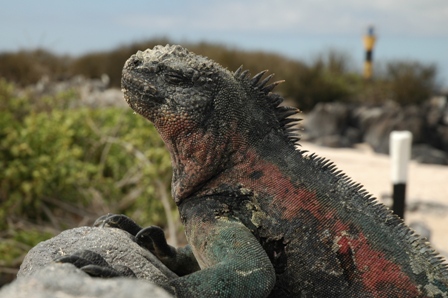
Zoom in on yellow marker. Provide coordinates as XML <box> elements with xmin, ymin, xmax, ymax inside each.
<box><xmin>363</xmin><ymin>26</ymin><xmax>376</xmax><ymax>80</ymax></box>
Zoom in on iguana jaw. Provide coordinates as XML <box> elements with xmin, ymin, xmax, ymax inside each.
<box><xmin>121</xmin><ymin>54</ymin><xmax>165</xmax><ymax>123</ymax></box>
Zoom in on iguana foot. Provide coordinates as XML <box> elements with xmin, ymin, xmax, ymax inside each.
<box><xmin>94</xmin><ymin>213</ymin><xmax>200</xmax><ymax>276</ymax></box>
<box><xmin>135</xmin><ymin>226</ymin><xmax>175</xmax><ymax>257</ymax></box>
<box><xmin>93</xmin><ymin>214</ymin><xmax>173</xmax><ymax>257</ymax></box>
<box><xmin>55</xmin><ymin>250</ymin><xmax>136</xmax><ymax>278</ymax></box>
<box><xmin>136</xmin><ymin>226</ymin><xmax>200</xmax><ymax>276</ymax></box>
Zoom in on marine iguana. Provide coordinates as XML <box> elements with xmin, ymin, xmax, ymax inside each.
<box><xmin>67</xmin><ymin>45</ymin><xmax>448</xmax><ymax>297</ymax></box>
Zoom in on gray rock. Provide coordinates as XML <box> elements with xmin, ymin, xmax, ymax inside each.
<box><xmin>354</xmin><ymin>103</ymin><xmax>424</xmax><ymax>154</ymax></box>
<box><xmin>18</xmin><ymin>226</ymin><xmax>176</xmax><ymax>282</ymax></box>
<box><xmin>399</xmin><ymin>105</ymin><xmax>425</xmax><ymax>143</ymax></box>
<box><xmin>1</xmin><ymin>226</ymin><xmax>176</xmax><ymax>297</ymax></box>
<box><xmin>425</xmin><ymin>96</ymin><xmax>447</xmax><ymax>127</ymax></box>
<box><xmin>362</xmin><ymin>119</ymin><xmax>393</xmax><ymax>154</ymax></box>
<box><xmin>304</xmin><ymin>102</ymin><xmax>360</xmax><ymax>148</ymax></box>
<box><xmin>0</xmin><ymin>263</ymin><xmax>173</xmax><ymax>298</ymax></box>
<box><xmin>304</xmin><ymin>102</ymin><xmax>350</xmax><ymax>140</ymax></box>
<box><xmin>79</xmin><ymin>87</ymin><xmax>128</xmax><ymax>108</ymax></box>
<box><xmin>302</xmin><ymin>99</ymin><xmax>448</xmax><ymax>165</ymax></box>
<box><xmin>412</xmin><ymin>144</ymin><xmax>448</xmax><ymax>165</ymax></box>
<box><xmin>26</xmin><ymin>75</ymin><xmax>127</xmax><ymax>109</ymax></box>
<box><xmin>435</xmin><ymin>126</ymin><xmax>448</xmax><ymax>152</ymax></box>
<box><xmin>313</xmin><ymin>134</ymin><xmax>356</xmax><ymax>148</ymax></box>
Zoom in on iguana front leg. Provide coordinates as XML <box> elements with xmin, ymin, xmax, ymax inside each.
<box><xmin>172</xmin><ymin>217</ymin><xmax>276</xmax><ymax>298</ymax></box>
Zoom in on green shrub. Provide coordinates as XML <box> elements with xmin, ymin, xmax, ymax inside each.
<box><xmin>287</xmin><ymin>50</ymin><xmax>361</xmax><ymax>110</ymax></box>
<box><xmin>1</xmin><ymin>107</ymin><xmax>172</xmax><ymax>228</ymax></box>
<box><xmin>384</xmin><ymin>60</ymin><xmax>438</xmax><ymax>105</ymax></box>
<box><xmin>0</xmin><ymin>228</ymin><xmax>53</xmax><ymax>268</ymax></box>
<box><xmin>0</xmin><ymin>49</ymin><xmax>70</xmax><ymax>86</ymax></box>
<box><xmin>0</xmin><ymin>80</ymin><xmax>174</xmax><ymax>273</ymax></box>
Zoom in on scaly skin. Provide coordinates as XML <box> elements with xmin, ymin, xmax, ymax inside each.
<box><xmin>121</xmin><ymin>44</ymin><xmax>448</xmax><ymax>297</ymax></box>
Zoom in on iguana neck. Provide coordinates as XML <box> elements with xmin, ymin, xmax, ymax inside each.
<box><xmin>168</xmin><ymin>122</ymin><xmax>299</xmax><ymax>206</ymax></box>
<box><xmin>164</xmin><ymin>121</ymin><xmax>242</xmax><ymax>204</ymax></box>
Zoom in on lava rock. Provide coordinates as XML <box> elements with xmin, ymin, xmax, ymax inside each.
<box><xmin>0</xmin><ymin>263</ymin><xmax>173</xmax><ymax>298</ymax></box>
<box><xmin>1</xmin><ymin>226</ymin><xmax>177</xmax><ymax>297</ymax></box>
<box><xmin>412</xmin><ymin>144</ymin><xmax>448</xmax><ymax>165</ymax></box>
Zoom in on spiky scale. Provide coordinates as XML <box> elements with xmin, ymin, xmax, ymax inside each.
<box><xmin>258</xmin><ymin>73</ymin><xmax>275</xmax><ymax>89</ymax></box>
<box><xmin>251</xmin><ymin>70</ymin><xmax>269</xmax><ymax>86</ymax></box>
<box><xmin>234</xmin><ymin>65</ymin><xmax>244</xmax><ymax>77</ymax></box>
<box><xmin>283</xmin><ymin>122</ymin><xmax>298</xmax><ymax>129</ymax></box>
<box><xmin>262</xmin><ymin>80</ymin><xmax>285</xmax><ymax>93</ymax></box>
<box><xmin>275</xmin><ymin>106</ymin><xmax>298</xmax><ymax>119</ymax></box>
<box><xmin>239</xmin><ymin>69</ymin><xmax>250</xmax><ymax>79</ymax></box>
<box><xmin>289</xmin><ymin>137</ymin><xmax>300</xmax><ymax>143</ymax></box>
<box><xmin>268</xmin><ymin>93</ymin><xmax>284</xmax><ymax>108</ymax></box>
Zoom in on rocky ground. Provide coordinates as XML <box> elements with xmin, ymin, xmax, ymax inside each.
<box><xmin>303</xmin><ymin>99</ymin><xmax>448</xmax><ymax>165</ymax></box>
<box><xmin>301</xmin><ymin>141</ymin><xmax>448</xmax><ymax>260</ymax></box>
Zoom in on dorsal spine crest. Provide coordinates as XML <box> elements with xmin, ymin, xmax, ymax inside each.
<box><xmin>233</xmin><ymin>67</ymin><xmax>302</xmax><ymax>148</ymax></box>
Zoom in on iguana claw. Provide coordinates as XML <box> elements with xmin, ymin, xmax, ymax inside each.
<box><xmin>93</xmin><ymin>213</ymin><xmax>142</xmax><ymax>236</ymax></box>
<box><xmin>136</xmin><ymin>226</ymin><xmax>175</xmax><ymax>258</ymax></box>
<box><xmin>55</xmin><ymin>249</ymin><xmax>136</xmax><ymax>278</ymax></box>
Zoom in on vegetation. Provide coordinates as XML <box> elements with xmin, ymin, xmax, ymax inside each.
<box><xmin>384</xmin><ymin>61</ymin><xmax>439</xmax><ymax>105</ymax></box>
<box><xmin>0</xmin><ymin>79</ymin><xmax>174</xmax><ymax>282</ymax></box>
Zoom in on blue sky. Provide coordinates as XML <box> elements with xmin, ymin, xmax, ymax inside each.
<box><xmin>1</xmin><ymin>0</ymin><xmax>448</xmax><ymax>87</ymax></box>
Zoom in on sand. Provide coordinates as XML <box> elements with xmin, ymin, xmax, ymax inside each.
<box><xmin>300</xmin><ymin>141</ymin><xmax>448</xmax><ymax>258</ymax></box>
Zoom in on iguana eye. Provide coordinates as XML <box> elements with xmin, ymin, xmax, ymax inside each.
<box><xmin>164</xmin><ymin>72</ymin><xmax>191</xmax><ymax>85</ymax></box>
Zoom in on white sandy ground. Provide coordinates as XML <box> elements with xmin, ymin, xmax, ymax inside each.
<box><xmin>300</xmin><ymin>142</ymin><xmax>448</xmax><ymax>259</ymax></box>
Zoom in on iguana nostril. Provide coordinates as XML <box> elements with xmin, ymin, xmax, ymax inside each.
<box><xmin>129</xmin><ymin>56</ymin><xmax>142</xmax><ymax>68</ymax></box>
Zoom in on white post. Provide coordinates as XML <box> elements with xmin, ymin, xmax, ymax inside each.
<box><xmin>390</xmin><ymin>131</ymin><xmax>412</xmax><ymax>219</ymax></box>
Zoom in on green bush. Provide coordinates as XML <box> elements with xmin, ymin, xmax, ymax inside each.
<box><xmin>291</xmin><ymin>51</ymin><xmax>361</xmax><ymax>110</ymax></box>
<box><xmin>0</xmin><ymin>80</ymin><xmax>174</xmax><ymax>270</ymax></box>
<box><xmin>0</xmin><ymin>49</ymin><xmax>70</xmax><ymax>86</ymax></box>
<box><xmin>0</xmin><ymin>228</ymin><xmax>53</xmax><ymax>269</ymax></box>
<box><xmin>384</xmin><ymin>60</ymin><xmax>438</xmax><ymax>105</ymax></box>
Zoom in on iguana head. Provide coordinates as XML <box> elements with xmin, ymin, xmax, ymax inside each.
<box><xmin>122</xmin><ymin>45</ymin><xmax>223</xmax><ymax>137</ymax></box>
<box><xmin>122</xmin><ymin>44</ymin><xmax>300</xmax><ymax>202</ymax></box>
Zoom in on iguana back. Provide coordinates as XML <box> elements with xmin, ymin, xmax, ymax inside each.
<box><xmin>122</xmin><ymin>44</ymin><xmax>448</xmax><ymax>297</ymax></box>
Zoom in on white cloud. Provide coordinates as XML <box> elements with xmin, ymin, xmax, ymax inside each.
<box><xmin>118</xmin><ymin>0</ymin><xmax>448</xmax><ymax>37</ymax></box>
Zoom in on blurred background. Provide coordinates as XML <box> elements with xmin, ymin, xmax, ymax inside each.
<box><xmin>1</xmin><ymin>0</ymin><xmax>447</xmax><ymax>286</ymax></box>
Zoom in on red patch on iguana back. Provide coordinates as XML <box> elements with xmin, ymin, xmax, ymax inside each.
<box><xmin>348</xmin><ymin>232</ymin><xmax>421</xmax><ymax>297</ymax></box>
<box><xmin>333</xmin><ymin>221</ymin><xmax>421</xmax><ymax>296</ymax></box>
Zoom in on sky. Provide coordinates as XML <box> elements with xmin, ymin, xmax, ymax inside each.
<box><xmin>1</xmin><ymin>0</ymin><xmax>448</xmax><ymax>88</ymax></box>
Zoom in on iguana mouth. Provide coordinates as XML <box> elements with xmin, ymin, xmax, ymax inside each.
<box><xmin>122</xmin><ymin>63</ymin><xmax>162</xmax><ymax>108</ymax></box>
<box><xmin>122</xmin><ymin>75</ymin><xmax>157</xmax><ymax>96</ymax></box>
<box><xmin>121</xmin><ymin>73</ymin><xmax>165</xmax><ymax>123</ymax></box>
